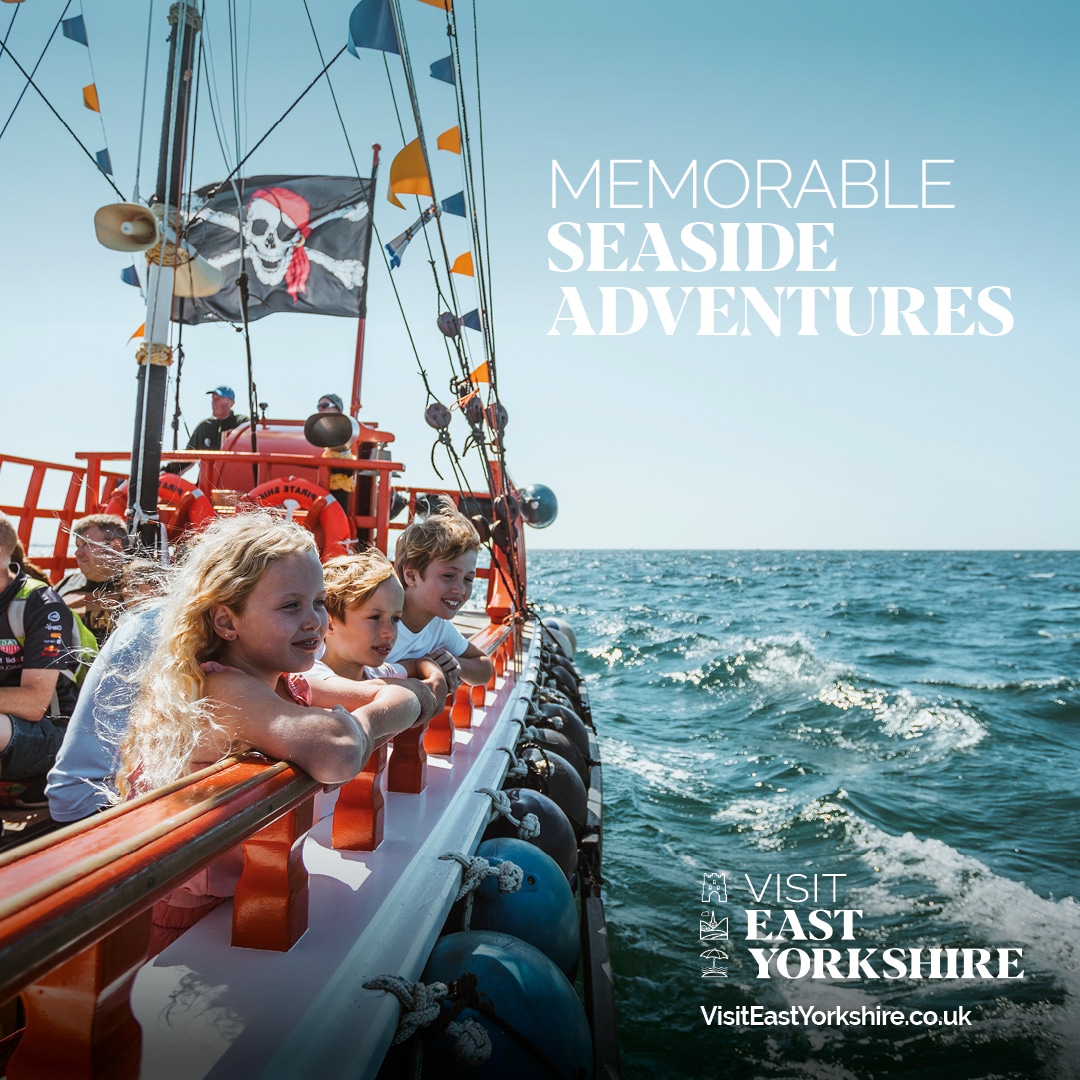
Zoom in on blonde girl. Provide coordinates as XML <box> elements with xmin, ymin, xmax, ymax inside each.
<box><xmin>117</xmin><ymin>513</ymin><xmax>422</xmax><ymax>952</ymax></box>
<box><xmin>119</xmin><ymin>513</ymin><xmax>421</xmax><ymax>796</ymax></box>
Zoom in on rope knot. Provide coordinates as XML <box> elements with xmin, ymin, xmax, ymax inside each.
<box><xmin>516</xmin><ymin>812</ymin><xmax>541</xmax><ymax>840</ymax></box>
<box><xmin>440</xmin><ymin>850</ymin><xmax>522</xmax><ymax>929</ymax></box>
<box><xmin>476</xmin><ymin>786</ymin><xmax>542</xmax><ymax>841</ymax></box>
<box><xmin>445</xmin><ymin>1017</ymin><xmax>492</xmax><ymax>1065</ymax></box>
<box><xmin>362</xmin><ymin>974</ymin><xmax>449</xmax><ymax>1044</ymax></box>
<box><xmin>500</xmin><ymin>746</ymin><xmax>528</xmax><ymax>781</ymax></box>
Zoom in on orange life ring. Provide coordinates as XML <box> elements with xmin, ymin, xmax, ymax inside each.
<box><xmin>244</xmin><ymin>476</ymin><xmax>352</xmax><ymax>560</ymax></box>
<box><xmin>103</xmin><ymin>474</ymin><xmax>217</xmax><ymax>542</ymax></box>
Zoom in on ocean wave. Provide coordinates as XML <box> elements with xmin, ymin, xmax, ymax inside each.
<box><xmin>819</xmin><ymin>682</ymin><xmax>987</xmax><ymax>757</ymax></box>
<box><xmin>662</xmin><ymin>634</ymin><xmax>848</xmax><ymax>695</ymax></box>
<box><xmin>917</xmin><ymin>675</ymin><xmax>1078</xmax><ymax>693</ymax></box>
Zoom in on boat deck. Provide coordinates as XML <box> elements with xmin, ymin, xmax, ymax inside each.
<box><xmin>128</xmin><ymin>617</ymin><xmax>536</xmax><ymax>1079</ymax></box>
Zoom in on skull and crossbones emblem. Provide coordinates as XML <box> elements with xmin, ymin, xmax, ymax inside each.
<box><xmin>199</xmin><ymin>186</ymin><xmax>368</xmax><ymax>301</ymax></box>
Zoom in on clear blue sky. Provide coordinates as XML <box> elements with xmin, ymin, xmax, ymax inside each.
<box><xmin>1</xmin><ymin>0</ymin><xmax>1076</xmax><ymax>548</ymax></box>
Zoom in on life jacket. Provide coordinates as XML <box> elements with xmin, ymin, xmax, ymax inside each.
<box><xmin>6</xmin><ymin>577</ymin><xmax>99</xmax><ymax>689</ymax></box>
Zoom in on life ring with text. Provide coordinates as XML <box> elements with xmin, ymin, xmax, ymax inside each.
<box><xmin>244</xmin><ymin>476</ymin><xmax>352</xmax><ymax>560</ymax></box>
<box><xmin>104</xmin><ymin>474</ymin><xmax>217</xmax><ymax>542</ymax></box>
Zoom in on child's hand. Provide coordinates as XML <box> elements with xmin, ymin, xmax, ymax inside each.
<box><xmin>426</xmin><ymin>648</ymin><xmax>461</xmax><ymax>695</ymax></box>
<box><xmin>415</xmin><ymin>657</ymin><xmax>450</xmax><ymax>714</ymax></box>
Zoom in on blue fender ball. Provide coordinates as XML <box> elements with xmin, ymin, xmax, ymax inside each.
<box><xmin>420</xmin><ymin>930</ymin><xmax>592</xmax><ymax>1079</ymax></box>
<box><xmin>471</xmin><ymin>837</ymin><xmax>580</xmax><ymax>977</ymax></box>
<box><xmin>483</xmin><ymin>787</ymin><xmax>578</xmax><ymax>882</ymax></box>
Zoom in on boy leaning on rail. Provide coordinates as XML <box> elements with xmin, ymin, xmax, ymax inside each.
<box><xmin>386</xmin><ymin>500</ymin><xmax>494</xmax><ymax>692</ymax></box>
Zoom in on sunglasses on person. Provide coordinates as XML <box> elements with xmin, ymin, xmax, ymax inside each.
<box><xmin>317</xmin><ymin>401</ymin><xmax>337</xmax><ymax>410</ymax></box>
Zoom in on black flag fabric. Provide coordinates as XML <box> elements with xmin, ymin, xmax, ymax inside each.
<box><xmin>174</xmin><ymin>175</ymin><xmax>374</xmax><ymax>324</ymax></box>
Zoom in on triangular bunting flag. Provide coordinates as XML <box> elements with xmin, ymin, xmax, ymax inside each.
<box><xmin>120</xmin><ymin>265</ymin><xmax>141</xmax><ymax>287</ymax></box>
<box><xmin>83</xmin><ymin>84</ymin><xmax>100</xmax><ymax>112</ymax></box>
<box><xmin>437</xmin><ymin>126</ymin><xmax>461</xmax><ymax>154</ymax></box>
<box><xmin>61</xmin><ymin>15</ymin><xmax>88</xmax><ymax>45</ymax></box>
<box><xmin>95</xmin><ymin>148</ymin><xmax>113</xmax><ymax>175</ymax></box>
<box><xmin>127</xmin><ymin>322</ymin><xmax>145</xmax><ymax>343</ymax></box>
<box><xmin>469</xmin><ymin>361</ymin><xmax>490</xmax><ymax>384</ymax></box>
<box><xmin>416</xmin><ymin>0</ymin><xmax>452</xmax><ymax>8</ymax></box>
<box><xmin>462</xmin><ymin>308</ymin><xmax>482</xmax><ymax>331</ymax></box>
<box><xmin>387</xmin><ymin>138</ymin><xmax>432</xmax><ymax>208</ymax></box>
<box><xmin>347</xmin><ymin>0</ymin><xmax>400</xmax><ymax>58</ymax></box>
<box><xmin>385</xmin><ymin>205</ymin><xmax>437</xmax><ymax>268</ymax></box>
<box><xmin>430</xmin><ymin>56</ymin><xmax>454</xmax><ymax>85</ymax></box>
<box><xmin>441</xmin><ymin>191</ymin><xmax>466</xmax><ymax>217</ymax></box>
<box><xmin>451</xmin><ymin>252</ymin><xmax>473</xmax><ymax>276</ymax></box>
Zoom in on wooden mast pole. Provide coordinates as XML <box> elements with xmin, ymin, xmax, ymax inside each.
<box><xmin>349</xmin><ymin>144</ymin><xmax>381</xmax><ymax>418</ymax></box>
<box><xmin>128</xmin><ymin>2</ymin><xmax>201</xmax><ymax>550</ymax></box>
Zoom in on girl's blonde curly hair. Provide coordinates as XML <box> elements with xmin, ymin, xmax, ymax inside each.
<box><xmin>117</xmin><ymin>513</ymin><xmax>319</xmax><ymax>796</ymax></box>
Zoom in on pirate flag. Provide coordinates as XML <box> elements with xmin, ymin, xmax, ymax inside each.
<box><xmin>174</xmin><ymin>175</ymin><xmax>375</xmax><ymax>324</ymax></box>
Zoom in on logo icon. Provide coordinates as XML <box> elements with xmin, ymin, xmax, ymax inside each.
<box><xmin>701</xmin><ymin>948</ymin><xmax>729</xmax><ymax>978</ymax></box>
<box><xmin>47</xmin><ymin>611</ymin><xmax>61</xmax><ymax>622</ymax></box>
<box><xmin>701</xmin><ymin>871</ymin><xmax>727</xmax><ymax>904</ymax></box>
<box><xmin>700</xmin><ymin>911</ymin><xmax>729</xmax><ymax>940</ymax></box>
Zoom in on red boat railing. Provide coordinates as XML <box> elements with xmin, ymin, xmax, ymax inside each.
<box><xmin>0</xmin><ymin>620</ymin><xmax>517</xmax><ymax>1079</ymax></box>
<box><xmin>0</xmin><ymin>450</ymin><xmax>521</xmax><ymax>615</ymax></box>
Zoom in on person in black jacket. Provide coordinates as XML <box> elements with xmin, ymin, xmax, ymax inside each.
<box><xmin>0</xmin><ymin>513</ymin><xmax>79</xmax><ymax>780</ymax></box>
<box><xmin>164</xmin><ymin>386</ymin><xmax>247</xmax><ymax>474</ymax></box>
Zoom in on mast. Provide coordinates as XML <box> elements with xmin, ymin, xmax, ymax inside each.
<box><xmin>128</xmin><ymin>2</ymin><xmax>202</xmax><ymax>550</ymax></box>
<box><xmin>349</xmin><ymin>143</ymin><xmax>381</xmax><ymax>419</ymax></box>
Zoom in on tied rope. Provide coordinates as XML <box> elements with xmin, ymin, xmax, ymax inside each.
<box><xmin>439</xmin><ymin>850</ymin><xmax>522</xmax><ymax>930</ymax></box>
<box><xmin>476</xmin><ymin>787</ymin><xmax>540</xmax><ymax>840</ymax></box>
<box><xmin>362</xmin><ymin>974</ymin><xmax>491</xmax><ymax>1065</ymax></box>
<box><xmin>500</xmin><ymin>746</ymin><xmax>529</xmax><ymax>782</ymax></box>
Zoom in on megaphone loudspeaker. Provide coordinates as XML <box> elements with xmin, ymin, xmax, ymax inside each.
<box><xmin>94</xmin><ymin>203</ymin><xmax>161</xmax><ymax>252</ymax></box>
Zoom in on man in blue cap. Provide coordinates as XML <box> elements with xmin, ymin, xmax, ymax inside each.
<box><xmin>188</xmin><ymin>386</ymin><xmax>246</xmax><ymax>451</ymax></box>
<box><xmin>164</xmin><ymin>386</ymin><xmax>247</xmax><ymax>474</ymax></box>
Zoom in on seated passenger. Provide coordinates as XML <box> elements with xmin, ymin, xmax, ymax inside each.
<box><xmin>316</xmin><ymin>393</ymin><xmax>356</xmax><ymax>513</ymax></box>
<box><xmin>305</xmin><ymin>551</ymin><xmax>444</xmax><ymax>719</ymax></box>
<box><xmin>46</xmin><ymin>604</ymin><xmax>159</xmax><ymax>822</ymax></box>
<box><xmin>56</xmin><ymin>513</ymin><xmax>128</xmax><ymax>646</ymax></box>
<box><xmin>0</xmin><ymin>512</ymin><xmax>79</xmax><ymax>783</ymax></box>
<box><xmin>115</xmin><ymin>513</ymin><xmax>423</xmax><ymax>952</ymax></box>
<box><xmin>388</xmin><ymin>501</ymin><xmax>494</xmax><ymax>691</ymax></box>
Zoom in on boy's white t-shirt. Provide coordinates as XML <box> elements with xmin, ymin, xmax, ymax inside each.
<box><xmin>387</xmin><ymin>618</ymin><xmax>468</xmax><ymax>665</ymax></box>
<box><xmin>307</xmin><ymin>658</ymin><xmax>408</xmax><ymax>681</ymax></box>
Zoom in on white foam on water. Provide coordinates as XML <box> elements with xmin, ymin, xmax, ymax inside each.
<box><xmin>598</xmin><ymin>736</ymin><xmax>695</xmax><ymax>795</ymax></box>
<box><xmin>821</xmin><ymin>681</ymin><xmax>987</xmax><ymax>760</ymax></box>
<box><xmin>811</xmin><ymin>803</ymin><xmax>1080</xmax><ymax>1074</ymax></box>
<box><xmin>710</xmin><ymin>792</ymin><xmax>804</xmax><ymax>851</ymax></box>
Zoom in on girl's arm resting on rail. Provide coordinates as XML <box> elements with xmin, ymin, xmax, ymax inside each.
<box><xmin>204</xmin><ymin>670</ymin><xmax>369</xmax><ymax>785</ymax></box>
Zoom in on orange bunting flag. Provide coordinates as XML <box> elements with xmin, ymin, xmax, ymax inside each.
<box><xmin>436</xmin><ymin>126</ymin><xmax>461</xmax><ymax>154</ymax></box>
<box><xmin>387</xmin><ymin>138</ymin><xmax>433</xmax><ymax>208</ymax></box>
<box><xmin>83</xmin><ymin>84</ymin><xmax>100</xmax><ymax>112</ymax></box>
<box><xmin>416</xmin><ymin>0</ymin><xmax>451</xmax><ymax>9</ymax></box>
<box><xmin>469</xmin><ymin>361</ymin><xmax>490</xmax><ymax>385</ymax></box>
<box><xmin>451</xmin><ymin>252</ymin><xmax>474</xmax><ymax>277</ymax></box>
<box><xmin>128</xmin><ymin>323</ymin><xmax>145</xmax><ymax>343</ymax></box>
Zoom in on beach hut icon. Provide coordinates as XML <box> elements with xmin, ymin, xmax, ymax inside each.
<box><xmin>701</xmin><ymin>872</ymin><xmax>727</xmax><ymax>904</ymax></box>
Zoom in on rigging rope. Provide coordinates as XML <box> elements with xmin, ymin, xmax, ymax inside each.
<box><xmin>186</xmin><ymin>44</ymin><xmax>348</xmax><ymax>220</ymax></box>
<box><xmin>0</xmin><ymin>0</ymin><xmax>71</xmax><ymax>144</ymax></box>
<box><xmin>132</xmin><ymin>0</ymin><xmax>156</xmax><ymax>203</ymax></box>
<box><xmin>0</xmin><ymin>39</ymin><xmax>124</xmax><ymax>200</ymax></box>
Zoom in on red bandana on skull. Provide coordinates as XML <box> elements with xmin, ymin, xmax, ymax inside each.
<box><xmin>247</xmin><ymin>186</ymin><xmax>312</xmax><ymax>302</ymax></box>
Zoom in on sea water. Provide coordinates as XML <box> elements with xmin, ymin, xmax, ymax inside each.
<box><xmin>529</xmin><ymin>550</ymin><xmax>1079</xmax><ymax>1080</ymax></box>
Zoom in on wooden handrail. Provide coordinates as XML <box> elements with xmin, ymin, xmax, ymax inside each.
<box><xmin>0</xmin><ymin>618</ymin><xmax>515</xmax><ymax>1010</ymax></box>
<box><xmin>0</xmin><ymin>757</ymin><xmax>319</xmax><ymax>1005</ymax></box>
